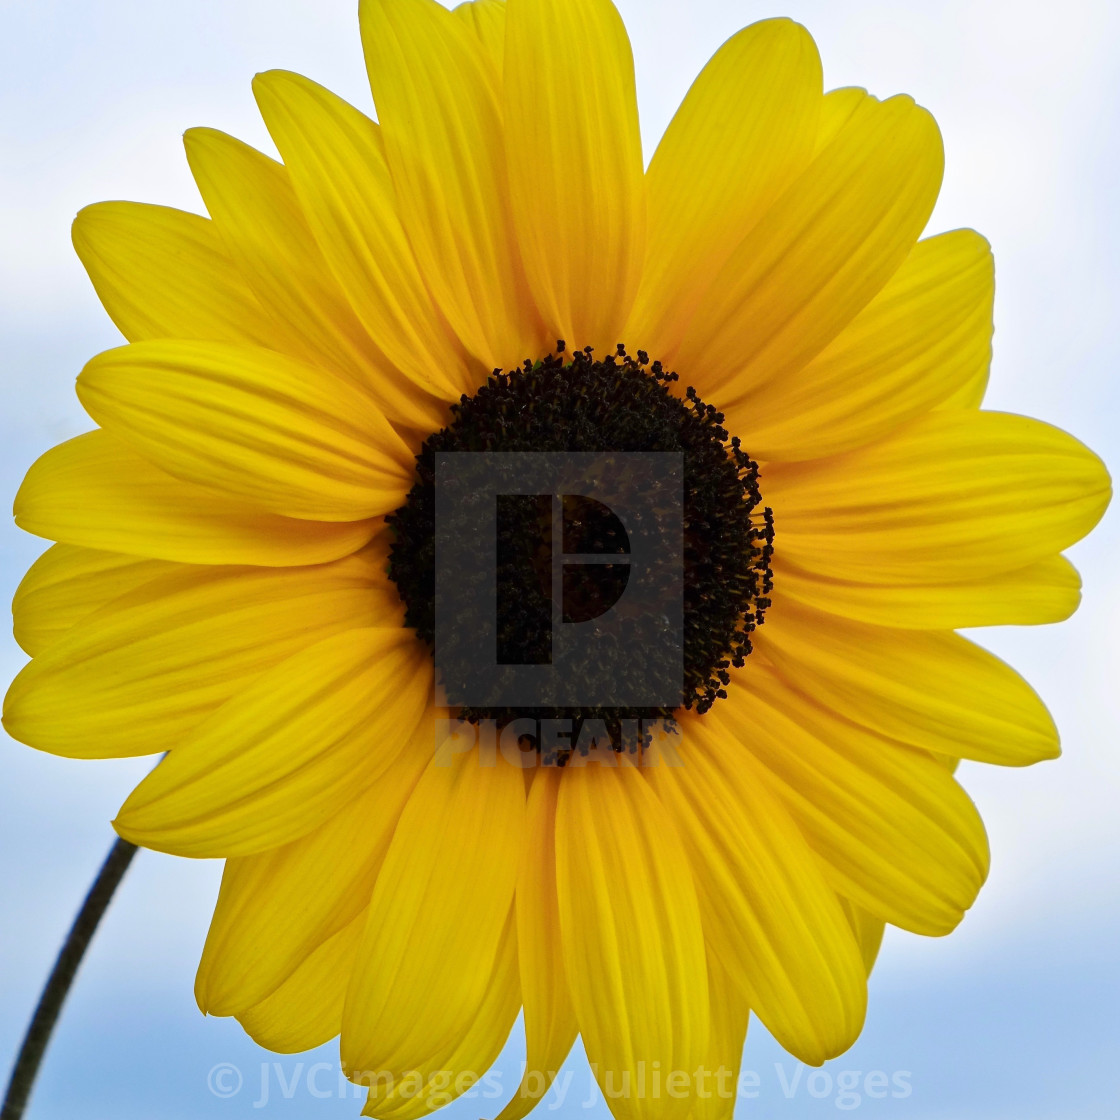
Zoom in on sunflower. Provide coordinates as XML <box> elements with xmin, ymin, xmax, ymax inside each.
<box><xmin>3</xmin><ymin>0</ymin><xmax>1111</xmax><ymax>1118</ymax></box>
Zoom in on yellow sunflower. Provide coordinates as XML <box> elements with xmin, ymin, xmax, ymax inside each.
<box><xmin>3</xmin><ymin>0</ymin><xmax>1111</xmax><ymax>1118</ymax></box>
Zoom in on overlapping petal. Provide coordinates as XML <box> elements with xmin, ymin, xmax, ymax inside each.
<box><xmin>840</xmin><ymin>899</ymin><xmax>886</xmax><ymax>978</ymax></box>
<box><xmin>77</xmin><ymin>340</ymin><xmax>412</xmax><ymax>522</ymax></box>
<box><xmin>758</xmin><ymin>600</ymin><xmax>1060</xmax><ymax>766</ymax></box>
<box><xmin>691</xmin><ymin>955</ymin><xmax>750</xmax><ymax>1120</ymax></box>
<box><xmin>628</xmin><ymin>18</ymin><xmax>822</xmax><ymax>358</ymax></box>
<box><xmin>675</xmin><ymin>90</ymin><xmax>943</xmax><ymax>401</ymax></box>
<box><xmin>775</xmin><ymin>554</ymin><xmax>1082</xmax><ymax>629</ymax></box>
<box><xmin>362</xmin><ymin>915</ymin><xmax>520</xmax><ymax>1120</ymax></box>
<box><xmin>13</xmin><ymin>431</ymin><xmax>378</xmax><ymax>565</ymax></box>
<box><xmin>725</xmin><ymin>665</ymin><xmax>989</xmax><ymax>934</ymax></box>
<box><xmin>3</xmin><ymin>551</ymin><xmax>396</xmax><ymax>758</ymax></box>
<box><xmin>764</xmin><ymin>410</ymin><xmax>1111</xmax><ymax>585</ymax></box>
<box><xmin>940</xmin><ymin>361</ymin><xmax>989</xmax><ymax>409</ymax></box>
<box><xmin>504</xmin><ymin>0</ymin><xmax>646</xmax><ymax>352</ymax></box>
<box><xmin>498</xmin><ymin>766</ymin><xmax>578</xmax><ymax>1120</ymax></box>
<box><xmin>454</xmin><ymin>0</ymin><xmax>507</xmax><ymax>72</ymax></box>
<box><xmin>183</xmin><ymin>126</ymin><xmax>448</xmax><ymax>427</ymax></box>
<box><xmin>251</xmin><ymin>71</ymin><xmax>474</xmax><ymax>406</ymax></box>
<box><xmin>341</xmin><ymin>747</ymin><xmax>524</xmax><ymax>1078</ymax></box>
<box><xmin>12</xmin><ymin>544</ymin><xmax>182</xmax><ymax>656</ymax></box>
<box><xmin>114</xmin><ymin>627</ymin><xmax>431</xmax><ymax>857</ymax></box>
<box><xmin>648</xmin><ymin>713</ymin><xmax>866</xmax><ymax>1066</ymax></box>
<box><xmin>557</xmin><ymin>760</ymin><xmax>708</xmax><ymax>1120</ymax></box>
<box><xmin>237</xmin><ymin>913</ymin><xmax>365</xmax><ymax>1054</ymax></box>
<box><xmin>197</xmin><ymin>736</ymin><xmax>429</xmax><ymax>1016</ymax></box>
<box><xmin>731</xmin><ymin>228</ymin><xmax>994</xmax><ymax>460</ymax></box>
<box><xmin>71</xmin><ymin>201</ymin><xmax>276</xmax><ymax>347</ymax></box>
<box><xmin>360</xmin><ymin>0</ymin><xmax>545</xmax><ymax>369</ymax></box>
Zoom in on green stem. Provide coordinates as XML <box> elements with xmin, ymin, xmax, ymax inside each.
<box><xmin>1</xmin><ymin>836</ymin><xmax>138</xmax><ymax>1120</ymax></box>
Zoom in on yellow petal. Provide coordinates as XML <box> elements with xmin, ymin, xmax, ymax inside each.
<box><xmin>648</xmin><ymin>714</ymin><xmax>866</xmax><ymax>1067</ymax></box>
<box><xmin>13</xmin><ymin>430</ymin><xmax>378</xmax><ymax>565</ymax></box>
<box><xmin>839</xmin><ymin>898</ymin><xmax>886</xmax><ymax>978</ymax></box>
<box><xmin>71</xmin><ymin>201</ymin><xmax>275</xmax><ymax>346</ymax></box>
<box><xmin>250</xmin><ymin>72</ymin><xmax>475</xmax><ymax>405</ymax></box>
<box><xmin>197</xmin><ymin>739</ymin><xmax>429</xmax><ymax>1016</ymax></box>
<box><xmin>726</xmin><ymin>664</ymin><xmax>989</xmax><ymax>936</ymax></box>
<box><xmin>691</xmin><ymin>954</ymin><xmax>750</xmax><ymax>1120</ymax></box>
<box><xmin>454</xmin><ymin>0</ymin><xmax>507</xmax><ymax>73</ymax></box>
<box><xmin>504</xmin><ymin>0</ymin><xmax>645</xmax><ymax>352</ymax></box>
<box><xmin>183</xmin><ymin>127</ymin><xmax>448</xmax><ymax>429</ymax></box>
<box><xmin>12</xmin><ymin>544</ymin><xmax>182</xmax><ymax>656</ymax></box>
<box><xmin>341</xmin><ymin>746</ymin><xmax>525</xmax><ymax>1076</ymax></box>
<box><xmin>775</xmin><ymin>554</ymin><xmax>1082</xmax><ymax>629</ymax></box>
<box><xmin>114</xmin><ymin>628</ymin><xmax>430</xmax><ymax>857</ymax></box>
<box><xmin>628</xmin><ymin>19</ymin><xmax>822</xmax><ymax>359</ymax></box>
<box><xmin>236</xmin><ymin>911</ymin><xmax>365</xmax><ymax>1054</ymax></box>
<box><xmin>360</xmin><ymin>0</ymin><xmax>546</xmax><ymax>369</ymax></box>
<box><xmin>939</xmin><ymin>362</ymin><xmax>989</xmax><ymax>409</ymax></box>
<box><xmin>676</xmin><ymin>91</ymin><xmax>943</xmax><ymax>400</ymax></box>
<box><xmin>809</xmin><ymin>87</ymin><xmax>867</xmax><ymax>155</ymax></box>
<box><xmin>757</xmin><ymin>599</ymin><xmax>1060</xmax><ymax>766</ymax></box>
<box><xmin>764</xmin><ymin>410</ymin><xmax>1112</xmax><ymax>584</ymax></box>
<box><xmin>556</xmin><ymin>759</ymin><xmax>708</xmax><ymax>1120</ymax></box>
<box><xmin>363</xmin><ymin>913</ymin><xmax>520</xmax><ymax>1120</ymax></box>
<box><xmin>77</xmin><ymin>340</ymin><xmax>412</xmax><ymax>522</ymax></box>
<box><xmin>497</xmin><ymin>766</ymin><xmax>577</xmax><ymax>1120</ymax></box>
<box><xmin>2</xmin><ymin>552</ymin><xmax>396</xmax><ymax>758</ymax></box>
<box><xmin>731</xmin><ymin>229</ymin><xmax>993</xmax><ymax>460</ymax></box>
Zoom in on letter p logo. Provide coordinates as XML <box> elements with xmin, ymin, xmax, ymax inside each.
<box><xmin>435</xmin><ymin>453</ymin><xmax>683</xmax><ymax>708</ymax></box>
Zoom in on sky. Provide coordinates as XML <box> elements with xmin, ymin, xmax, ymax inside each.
<box><xmin>1</xmin><ymin>0</ymin><xmax>1119</xmax><ymax>1117</ymax></box>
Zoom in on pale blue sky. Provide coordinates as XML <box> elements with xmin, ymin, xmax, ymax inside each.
<box><xmin>2</xmin><ymin>1</ymin><xmax>1119</xmax><ymax>1117</ymax></box>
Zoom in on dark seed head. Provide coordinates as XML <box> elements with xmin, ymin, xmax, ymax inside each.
<box><xmin>386</xmin><ymin>345</ymin><xmax>774</xmax><ymax>759</ymax></box>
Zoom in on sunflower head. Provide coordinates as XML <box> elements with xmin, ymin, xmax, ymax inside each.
<box><xmin>386</xmin><ymin>342</ymin><xmax>775</xmax><ymax>755</ymax></box>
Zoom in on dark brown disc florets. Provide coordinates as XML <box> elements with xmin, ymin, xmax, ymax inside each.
<box><xmin>386</xmin><ymin>343</ymin><xmax>773</xmax><ymax>757</ymax></box>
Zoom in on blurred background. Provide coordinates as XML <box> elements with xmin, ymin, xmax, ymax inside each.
<box><xmin>1</xmin><ymin>0</ymin><xmax>1118</xmax><ymax>1116</ymax></box>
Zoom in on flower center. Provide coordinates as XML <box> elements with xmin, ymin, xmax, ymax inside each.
<box><xmin>387</xmin><ymin>344</ymin><xmax>773</xmax><ymax>757</ymax></box>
